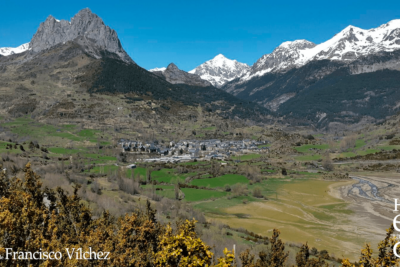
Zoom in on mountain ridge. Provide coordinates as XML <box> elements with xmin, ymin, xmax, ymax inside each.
<box><xmin>150</xmin><ymin>63</ymin><xmax>212</xmax><ymax>87</ymax></box>
<box><xmin>240</xmin><ymin>19</ymin><xmax>400</xmax><ymax>82</ymax></box>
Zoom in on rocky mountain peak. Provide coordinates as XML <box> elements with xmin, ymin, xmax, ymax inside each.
<box><xmin>45</xmin><ymin>14</ymin><xmax>56</xmax><ymax>21</ymax></box>
<box><xmin>166</xmin><ymin>63</ymin><xmax>179</xmax><ymax>71</ymax></box>
<box><xmin>152</xmin><ymin>63</ymin><xmax>212</xmax><ymax>87</ymax></box>
<box><xmin>28</xmin><ymin>8</ymin><xmax>134</xmax><ymax>63</ymax></box>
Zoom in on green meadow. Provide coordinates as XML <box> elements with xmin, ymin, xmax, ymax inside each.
<box><xmin>182</xmin><ymin>188</ymin><xmax>227</xmax><ymax>202</ymax></box>
<box><xmin>190</xmin><ymin>174</ymin><xmax>249</xmax><ymax>188</ymax></box>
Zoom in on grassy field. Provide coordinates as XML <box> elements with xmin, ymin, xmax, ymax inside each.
<box><xmin>194</xmin><ymin>195</ymin><xmax>257</xmax><ymax>214</ymax></box>
<box><xmin>123</xmin><ymin>167</ymin><xmax>198</xmax><ymax>183</ymax></box>
<box><xmin>180</xmin><ymin>161</ymin><xmax>209</xmax><ymax>166</ymax></box>
<box><xmin>261</xmin><ymin>169</ymin><xmax>277</xmax><ymax>173</ymax></box>
<box><xmin>182</xmin><ymin>188</ymin><xmax>227</xmax><ymax>202</ymax></box>
<box><xmin>231</xmin><ymin>153</ymin><xmax>262</xmax><ymax>161</ymax></box>
<box><xmin>377</xmin><ymin>145</ymin><xmax>400</xmax><ymax>151</ymax></box>
<box><xmin>83</xmin><ymin>153</ymin><xmax>116</xmax><ymax>163</ymax></box>
<box><xmin>193</xmin><ymin>178</ymin><xmax>293</xmax><ymax>214</ymax></box>
<box><xmin>202</xmin><ymin>126</ymin><xmax>216</xmax><ymax>131</ymax></box>
<box><xmin>257</xmin><ymin>144</ymin><xmax>270</xmax><ymax>148</ymax></box>
<box><xmin>293</xmin><ymin>144</ymin><xmax>329</xmax><ymax>161</ymax></box>
<box><xmin>90</xmin><ymin>165</ymin><xmax>119</xmax><ymax>174</ymax></box>
<box><xmin>77</xmin><ymin>129</ymin><xmax>100</xmax><ymax>139</ymax></box>
<box><xmin>199</xmin><ymin>178</ymin><xmax>366</xmax><ymax>260</ymax></box>
<box><xmin>141</xmin><ymin>184</ymin><xmax>176</xmax><ymax>199</ymax></box>
<box><xmin>48</xmin><ymin>147</ymin><xmax>82</xmax><ymax>154</ymax></box>
<box><xmin>152</xmin><ymin>169</ymin><xmax>197</xmax><ymax>183</ymax></box>
<box><xmin>0</xmin><ymin>141</ymin><xmax>13</xmax><ymax>153</ymax></box>
<box><xmin>338</xmin><ymin>152</ymin><xmax>357</xmax><ymax>158</ymax></box>
<box><xmin>294</xmin><ymin>144</ymin><xmax>329</xmax><ymax>153</ymax></box>
<box><xmin>336</xmin><ymin>145</ymin><xmax>400</xmax><ymax>158</ymax></box>
<box><xmin>190</xmin><ymin>174</ymin><xmax>249</xmax><ymax>188</ymax></box>
<box><xmin>295</xmin><ymin>154</ymin><xmax>321</xmax><ymax>161</ymax></box>
<box><xmin>354</xmin><ymin>139</ymin><xmax>366</xmax><ymax>149</ymax></box>
<box><xmin>1</xmin><ymin>117</ymin><xmax>111</xmax><ymax>146</ymax></box>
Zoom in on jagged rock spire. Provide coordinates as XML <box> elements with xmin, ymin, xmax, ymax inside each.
<box><xmin>29</xmin><ymin>8</ymin><xmax>134</xmax><ymax>63</ymax></box>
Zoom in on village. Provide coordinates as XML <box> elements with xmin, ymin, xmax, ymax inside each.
<box><xmin>119</xmin><ymin>139</ymin><xmax>269</xmax><ymax>163</ymax></box>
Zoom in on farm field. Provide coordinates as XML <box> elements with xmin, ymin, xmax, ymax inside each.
<box><xmin>142</xmin><ymin>185</ymin><xmax>176</xmax><ymax>199</ymax></box>
<box><xmin>197</xmin><ymin>178</ymin><xmax>372</xmax><ymax>261</ymax></box>
<box><xmin>294</xmin><ymin>144</ymin><xmax>329</xmax><ymax>153</ymax></box>
<box><xmin>231</xmin><ymin>153</ymin><xmax>262</xmax><ymax>161</ymax></box>
<box><xmin>190</xmin><ymin>174</ymin><xmax>249</xmax><ymax>188</ymax></box>
<box><xmin>151</xmin><ymin>169</ymin><xmax>198</xmax><ymax>183</ymax></box>
<box><xmin>182</xmin><ymin>188</ymin><xmax>227</xmax><ymax>202</ymax></box>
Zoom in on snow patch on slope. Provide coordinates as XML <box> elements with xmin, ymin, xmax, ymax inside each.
<box><xmin>149</xmin><ymin>67</ymin><xmax>166</xmax><ymax>72</ymax></box>
<box><xmin>0</xmin><ymin>43</ymin><xmax>30</xmax><ymax>56</ymax></box>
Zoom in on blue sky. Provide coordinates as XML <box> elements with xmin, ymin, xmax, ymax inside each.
<box><xmin>1</xmin><ymin>0</ymin><xmax>400</xmax><ymax>71</ymax></box>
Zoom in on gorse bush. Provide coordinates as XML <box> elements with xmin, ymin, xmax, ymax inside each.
<box><xmin>0</xmin><ymin>163</ymin><xmax>245</xmax><ymax>266</ymax></box>
<box><xmin>0</xmin><ymin>163</ymin><xmax>202</xmax><ymax>266</ymax></box>
<box><xmin>341</xmin><ymin>224</ymin><xmax>400</xmax><ymax>267</ymax></box>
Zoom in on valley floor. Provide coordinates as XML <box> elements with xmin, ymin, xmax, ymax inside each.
<box><xmin>197</xmin><ymin>172</ymin><xmax>399</xmax><ymax>261</ymax></box>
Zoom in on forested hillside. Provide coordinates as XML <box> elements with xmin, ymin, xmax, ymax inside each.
<box><xmin>86</xmin><ymin>56</ymin><xmax>272</xmax><ymax>121</ymax></box>
<box><xmin>222</xmin><ymin>51</ymin><xmax>400</xmax><ymax>126</ymax></box>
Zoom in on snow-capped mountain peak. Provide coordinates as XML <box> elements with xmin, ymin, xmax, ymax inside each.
<box><xmin>278</xmin><ymin>39</ymin><xmax>316</xmax><ymax>49</ymax></box>
<box><xmin>241</xmin><ymin>19</ymin><xmax>400</xmax><ymax>82</ymax></box>
<box><xmin>243</xmin><ymin>39</ymin><xmax>316</xmax><ymax>80</ymax></box>
<box><xmin>189</xmin><ymin>54</ymin><xmax>250</xmax><ymax>87</ymax></box>
<box><xmin>376</xmin><ymin>19</ymin><xmax>400</xmax><ymax>31</ymax></box>
<box><xmin>149</xmin><ymin>67</ymin><xmax>166</xmax><ymax>72</ymax></box>
<box><xmin>211</xmin><ymin>54</ymin><xmax>227</xmax><ymax>61</ymax></box>
<box><xmin>0</xmin><ymin>43</ymin><xmax>30</xmax><ymax>56</ymax></box>
<box><xmin>205</xmin><ymin>54</ymin><xmax>235</xmax><ymax>67</ymax></box>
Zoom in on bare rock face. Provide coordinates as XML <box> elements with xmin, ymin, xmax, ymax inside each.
<box><xmin>29</xmin><ymin>8</ymin><xmax>134</xmax><ymax>64</ymax></box>
<box><xmin>153</xmin><ymin>63</ymin><xmax>212</xmax><ymax>87</ymax></box>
